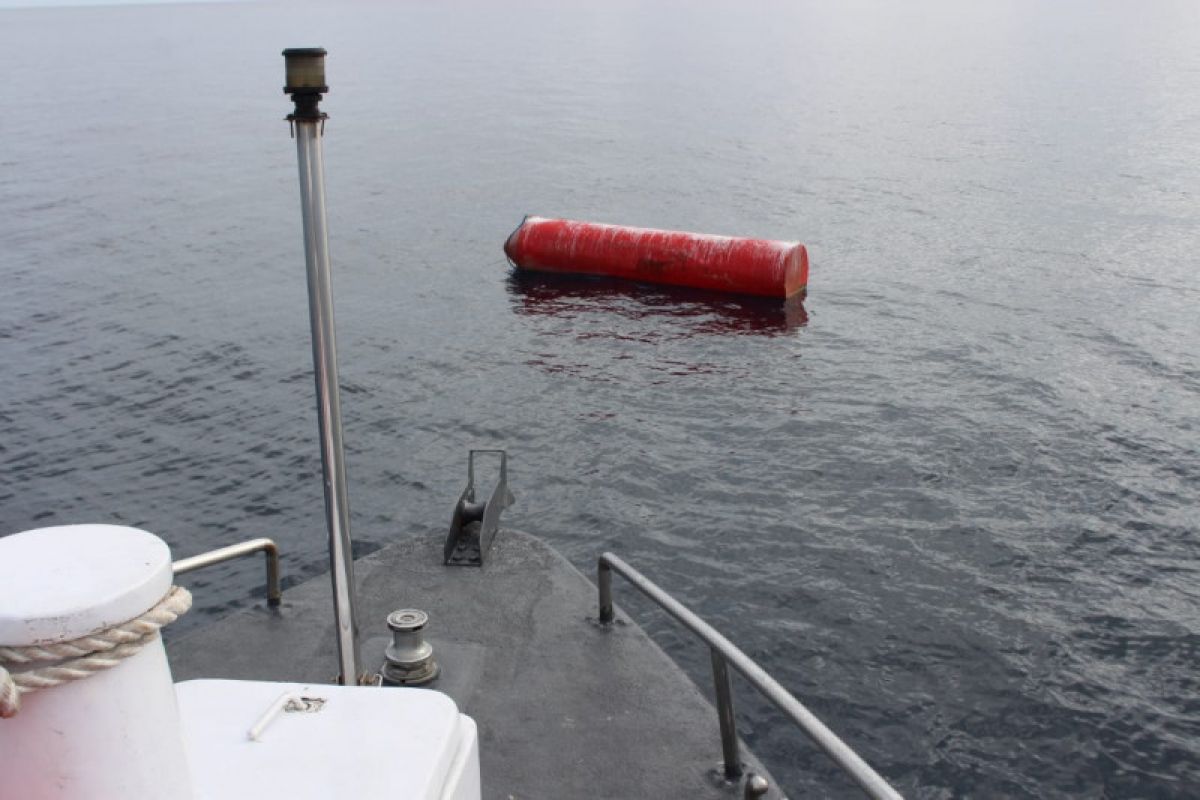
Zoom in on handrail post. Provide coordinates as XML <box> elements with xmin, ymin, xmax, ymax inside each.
<box><xmin>711</xmin><ymin>649</ymin><xmax>743</xmax><ymax>780</ymax></box>
<box><xmin>598</xmin><ymin>559</ymin><xmax>614</xmax><ymax>624</ymax></box>
<box><xmin>262</xmin><ymin>542</ymin><xmax>282</xmax><ymax>606</ymax></box>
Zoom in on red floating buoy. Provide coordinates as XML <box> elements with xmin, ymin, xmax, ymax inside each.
<box><xmin>504</xmin><ymin>216</ymin><xmax>809</xmax><ymax>299</ymax></box>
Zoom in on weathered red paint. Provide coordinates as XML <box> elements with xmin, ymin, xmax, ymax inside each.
<box><xmin>504</xmin><ymin>217</ymin><xmax>808</xmax><ymax>299</ymax></box>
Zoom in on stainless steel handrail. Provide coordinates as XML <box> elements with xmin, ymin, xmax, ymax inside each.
<box><xmin>173</xmin><ymin>538</ymin><xmax>283</xmax><ymax>607</ymax></box>
<box><xmin>598</xmin><ymin>552</ymin><xmax>903</xmax><ymax>800</ymax></box>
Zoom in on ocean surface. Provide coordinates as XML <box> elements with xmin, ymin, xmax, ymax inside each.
<box><xmin>2</xmin><ymin>0</ymin><xmax>1198</xmax><ymax>796</ymax></box>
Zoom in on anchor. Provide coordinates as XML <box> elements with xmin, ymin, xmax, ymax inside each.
<box><xmin>444</xmin><ymin>450</ymin><xmax>515</xmax><ymax>566</ymax></box>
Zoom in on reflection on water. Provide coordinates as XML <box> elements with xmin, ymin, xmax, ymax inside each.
<box><xmin>506</xmin><ymin>271</ymin><xmax>808</xmax><ymax>337</ymax></box>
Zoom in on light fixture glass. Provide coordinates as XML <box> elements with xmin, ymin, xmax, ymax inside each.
<box><xmin>282</xmin><ymin>48</ymin><xmax>327</xmax><ymax>94</ymax></box>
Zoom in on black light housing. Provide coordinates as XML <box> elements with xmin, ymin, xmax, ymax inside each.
<box><xmin>283</xmin><ymin>47</ymin><xmax>328</xmax><ymax>94</ymax></box>
<box><xmin>283</xmin><ymin>48</ymin><xmax>328</xmax><ymax>122</ymax></box>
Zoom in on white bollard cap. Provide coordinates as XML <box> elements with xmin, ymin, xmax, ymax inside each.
<box><xmin>0</xmin><ymin>524</ymin><xmax>173</xmax><ymax>646</ymax></box>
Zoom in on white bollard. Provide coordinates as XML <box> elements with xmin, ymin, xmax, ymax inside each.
<box><xmin>0</xmin><ymin>524</ymin><xmax>194</xmax><ymax>800</ymax></box>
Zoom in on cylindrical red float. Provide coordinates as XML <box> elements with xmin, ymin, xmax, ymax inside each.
<box><xmin>504</xmin><ymin>217</ymin><xmax>808</xmax><ymax>299</ymax></box>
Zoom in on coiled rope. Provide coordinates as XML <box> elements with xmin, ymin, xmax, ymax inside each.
<box><xmin>0</xmin><ymin>585</ymin><xmax>192</xmax><ymax>719</ymax></box>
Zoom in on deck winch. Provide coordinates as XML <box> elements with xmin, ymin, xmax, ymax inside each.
<box><xmin>380</xmin><ymin>609</ymin><xmax>439</xmax><ymax>686</ymax></box>
<box><xmin>504</xmin><ymin>216</ymin><xmax>809</xmax><ymax>299</ymax></box>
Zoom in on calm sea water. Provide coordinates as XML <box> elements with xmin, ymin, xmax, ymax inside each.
<box><xmin>3</xmin><ymin>0</ymin><xmax>1198</xmax><ymax>796</ymax></box>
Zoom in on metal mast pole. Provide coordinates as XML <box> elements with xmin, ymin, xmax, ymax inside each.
<box><xmin>282</xmin><ymin>48</ymin><xmax>363</xmax><ymax>685</ymax></box>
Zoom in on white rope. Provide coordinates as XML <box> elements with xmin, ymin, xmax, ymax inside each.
<box><xmin>0</xmin><ymin>585</ymin><xmax>192</xmax><ymax>719</ymax></box>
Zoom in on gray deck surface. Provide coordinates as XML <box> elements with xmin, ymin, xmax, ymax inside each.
<box><xmin>169</xmin><ymin>531</ymin><xmax>781</xmax><ymax>799</ymax></box>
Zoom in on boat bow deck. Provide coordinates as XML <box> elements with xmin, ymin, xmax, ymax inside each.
<box><xmin>168</xmin><ymin>531</ymin><xmax>777</xmax><ymax>799</ymax></box>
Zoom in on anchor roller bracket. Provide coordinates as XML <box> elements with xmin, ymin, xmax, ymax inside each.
<box><xmin>444</xmin><ymin>450</ymin><xmax>515</xmax><ymax>566</ymax></box>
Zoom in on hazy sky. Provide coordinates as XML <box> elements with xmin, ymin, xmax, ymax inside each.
<box><xmin>0</xmin><ymin>0</ymin><xmax>241</xmax><ymax>7</ymax></box>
